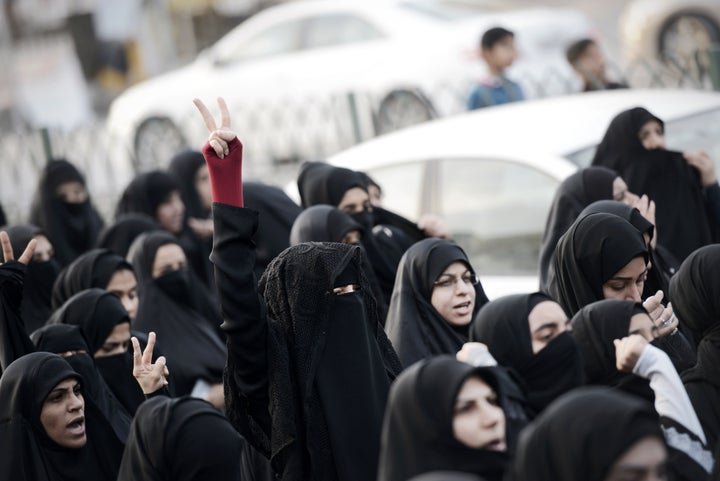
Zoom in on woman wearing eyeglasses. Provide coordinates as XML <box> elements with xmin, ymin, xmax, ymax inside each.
<box><xmin>385</xmin><ymin>238</ymin><xmax>490</xmax><ymax>368</ymax></box>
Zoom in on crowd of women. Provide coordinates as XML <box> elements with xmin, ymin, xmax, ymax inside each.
<box><xmin>0</xmin><ymin>95</ymin><xmax>720</xmax><ymax>481</ymax></box>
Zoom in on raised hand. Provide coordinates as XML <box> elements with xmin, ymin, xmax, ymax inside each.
<box><xmin>614</xmin><ymin>334</ymin><xmax>648</xmax><ymax>372</ymax></box>
<box><xmin>642</xmin><ymin>291</ymin><xmax>678</xmax><ymax>337</ymax></box>
<box><xmin>633</xmin><ymin>194</ymin><xmax>657</xmax><ymax>250</ymax></box>
<box><xmin>456</xmin><ymin>342</ymin><xmax>498</xmax><ymax>366</ymax></box>
<box><xmin>131</xmin><ymin>332</ymin><xmax>170</xmax><ymax>395</ymax></box>
<box><xmin>0</xmin><ymin>231</ymin><xmax>36</xmax><ymax>266</ymax></box>
<box><xmin>684</xmin><ymin>150</ymin><xmax>717</xmax><ymax>187</ymax></box>
<box><xmin>193</xmin><ymin>97</ymin><xmax>236</xmax><ymax>159</ymax></box>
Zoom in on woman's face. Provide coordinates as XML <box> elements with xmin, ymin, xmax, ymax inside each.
<box><xmin>431</xmin><ymin>261</ymin><xmax>476</xmax><ymax>326</ymax></box>
<box><xmin>338</xmin><ymin>187</ymin><xmax>370</xmax><ymax>215</ymax></box>
<box><xmin>341</xmin><ymin>229</ymin><xmax>362</xmax><ymax>245</ymax></box>
<box><xmin>527</xmin><ymin>300</ymin><xmax>570</xmax><ymax>354</ymax></box>
<box><xmin>602</xmin><ymin>257</ymin><xmax>648</xmax><ymax>303</ymax></box>
<box><xmin>55</xmin><ymin>181</ymin><xmax>88</xmax><ymax>204</ymax></box>
<box><xmin>612</xmin><ymin>177</ymin><xmax>639</xmax><ymax>206</ymax></box>
<box><xmin>105</xmin><ymin>269</ymin><xmax>138</xmax><ymax>321</ymax></box>
<box><xmin>151</xmin><ymin>243</ymin><xmax>187</xmax><ymax>279</ymax></box>
<box><xmin>453</xmin><ymin>376</ymin><xmax>506</xmax><ymax>451</ymax></box>
<box><xmin>32</xmin><ymin>234</ymin><xmax>54</xmax><ymax>262</ymax></box>
<box><xmin>604</xmin><ymin>436</ymin><xmax>668</xmax><ymax>481</ymax></box>
<box><xmin>155</xmin><ymin>191</ymin><xmax>185</xmax><ymax>234</ymax></box>
<box><xmin>638</xmin><ymin>120</ymin><xmax>666</xmax><ymax>151</ymax></box>
<box><xmin>94</xmin><ymin>321</ymin><xmax>131</xmax><ymax>358</ymax></box>
<box><xmin>194</xmin><ymin>164</ymin><xmax>213</xmax><ymax>211</ymax></box>
<box><xmin>629</xmin><ymin>312</ymin><xmax>659</xmax><ymax>342</ymax></box>
<box><xmin>40</xmin><ymin>378</ymin><xmax>86</xmax><ymax>449</ymax></box>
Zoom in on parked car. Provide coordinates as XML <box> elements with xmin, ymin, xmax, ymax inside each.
<box><xmin>105</xmin><ymin>0</ymin><xmax>593</xmax><ymax>177</ymax></box>
<box><xmin>311</xmin><ymin>88</ymin><xmax>720</xmax><ymax>299</ymax></box>
<box><xmin>619</xmin><ymin>0</ymin><xmax>720</xmax><ymax>67</ymax></box>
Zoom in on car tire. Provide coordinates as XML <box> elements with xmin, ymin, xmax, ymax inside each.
<box><xmin>133</xmin><ymin>118</ymin><xmax>187</xmax><ymax>171</ymax></box>
<box><xmin>659</xmin><ymin>13</ymin><xmax>720</xmax><ymax>70</ymax></box>
<box><xmin>375</xmin><ymin>89</ymin><xmax>436</xmax><ymax>136</ymax></box>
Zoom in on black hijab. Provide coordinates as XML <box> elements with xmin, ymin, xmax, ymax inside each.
<box><xmin>0</xmin><ymin>352</ymin><xmax>123</xmax><ymax>480</ymax></box>
<box><xmin>0</xmin><ymin>224</ymin><xmax>60</xmax><ymax>333</ymax></box>
<box><xmin>570</xmin><ymin>299</ymin><xmax>654</xmax><ymax>401</ymax></box>
<box><xmin>672</xmin><ymin>245</ymin><xmax>720</xmax><ymax>449</ymax></box>
<box><xmin>51</xmin><ymin>248</ymin><xmax>133</xmax><ymax>311</ymax></box>
<box><xmin>549</xmin><ymin>212</ymin><xmax>648</xmax><ymax>317</ymax></box>
<box><xmin>226</xmin><ymin>241</ymin><xmax>402</xmax><ymax>481</ymax></box>
<box><xmin>118</xmin><ymin>396</ymin><xmax>272</xmax><ymax>481</ymax></box>
<box><xmin>592</xmin><ymin>107</ymin><xmax>716</xmax><ymax>262</ymax></box>
<box><xmin>128</xmin><ymin>231</ymin><xmax>226</xmax><ymax>396</ymax></box>
<box><xmin>96</xmin><ymin>213</ymin><xmax>160</xmax><ymax>258</ymax></box>
<box><xmin>470</xmin><ymin>293</ymin><xmax>583</xmax><ymax>415</ymax></box>
<box><xmin>408</xmin><ymin>474</ymin><xmax>487</xmax><ymax>481</ymax></box>
<box><xmin>168</xmin><ymin>149</ymin><xmax>208</xmax><ymax>220</ymax></box>
<box><xmin>297</xmin><ymin>162</ymin><xmax>366</xmax><ymax>208</ymax></box>
<box><xmin>29</xmin><ymin>160</ymin><xmax>104</xmax><ymax>267</ymax></box>
<box><xmin>510</xmin><ymin>386</ymin><xmax>663</xmax><ymax>481</ymax></box>
<box><xmin>538</xmin><ymin>166</ymin><xmax>617</xmax><ymax>292</ymax></box>
<box><xmin>31</xmin><ymin>324</ymin><xmax>132</xmax><ymax>443</ymax></box>
<box><xmin>244</xmin><ymin>182</ymin><xmax>303</xmax><ymax>279</ymax></box>
<box><xmin>46</xmin><ymin>288</ymin><xmax>146</xmax><ymax>414</ymax></box>
<box><xmin>290</xmin><ymin>205</ymin><xmax>363</xmax><ymax>245</ymax></box>
<box><xmin>377</xmin><ymin>356</ymin><xmax>523</xmax><ymax>481</ymax></box>
<box><xmin>386</xmin><ymin>238</ymin><xmax>489</xmax><ymax>368</ymax></box>
<box><xmin>115</xmin><ymin>171</ymin><xmax>181</xmax><ymax>221</ymax></box>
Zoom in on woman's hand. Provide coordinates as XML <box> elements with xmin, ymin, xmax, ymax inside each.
<box><xmin>684</xmin><ymin>150</ymin><xmax>717</xmax><ymax>187</ymax></box>
<box><xmin>187</xmin><ymin>218</ymin><xmax>214</xmax><ymax>240</ymax></box>
<box><xmin>642</xmin><ymin>291</ymin><xmax>678</xmax><ymax>337</ymax></box>
<box><xmin>633</xmin><ymin>194</ymin><xmax>657</xmax><ymax>250</ymax></box>
<box><xmin>193</xmin><ymin>97</ymin><xmax>236</xmax><ymax>159</ymax></box>
<box><xmin>0</xmin><ymin>231</ymin><xmax>36</xmax><ymax>266</ymax></box>
<box><xmin>131</xmin><ymin>332</ymin><xmax>170</xmax><ymax>395</ymax></box>
<box><xmin>457</xmin><ymin>342</ymin><xmax>497</xmax><ymax>366</ymax></box>
<box><xmin>614</xmin><ymin>335</ymin><xmax>648</xmax><ymax>372</ymax></box>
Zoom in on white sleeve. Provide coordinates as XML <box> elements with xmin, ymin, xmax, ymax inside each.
<box><xmin>633</xmin><ymin>345</ymin><xmax>706</xmax><ymax>444</ymax></box>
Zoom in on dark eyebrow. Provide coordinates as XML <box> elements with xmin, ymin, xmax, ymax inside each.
<box><xmin>608</xmin><ymin>268</ymin><xmax>648</xmax><ymax>282</ymax></box>
<box><xmin>532</xmin><ymin>322</ymin><xmax>558</xmax><ymax>334</ymax></box>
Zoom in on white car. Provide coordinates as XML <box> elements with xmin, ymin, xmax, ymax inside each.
<box><xmin>319</xmin><ymin>88</ymin><xmax>720</xmax><ymax>299</ymax></box>
<box><xmin>105</xmin><ymin>0</ymin><xmax>592</xmax><ymax>178</ymax></box>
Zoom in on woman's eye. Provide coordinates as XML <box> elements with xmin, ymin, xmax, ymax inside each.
<box><xmin>436</xmin><ymin>279</ymin><xmax>453</xmax><ymax>288</ymax></box>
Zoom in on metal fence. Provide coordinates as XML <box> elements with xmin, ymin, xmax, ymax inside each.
<box><xmin>1</xmin><ymin>50</ymin><xmax>719</xmax><ymax>226</ymax></box>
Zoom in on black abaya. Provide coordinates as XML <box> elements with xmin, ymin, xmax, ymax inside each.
<box><xmin>549</xmin><ymin>212</ymin><xmax>648</xmax><ymax>317</ymax></box>
<box><xmin>377</xmin><ymin>355</ymin><xmax>526</xmax><ymax>481</ymax></box>
<box><xmin>0</xmin><ymin>352</ymin><xmax>123</xmax><ymax>481</ymax></box>
<box><xmin>538</xmin><ymin>166</ymin><xmax>617</xmax><ymax>292</ymax></box>
<box><xmin>470</xmin><ymin>293</ymin><xmax>583</xmax><ymax>414</ymax></box>
<box><xmin>385</xmin><ymin>238</ymin><xmax>489</xmax><ymax>368</ymax></box>
<box><xmin>29</xmin><ymin>160</ymin><xmax>104</xmax><ymax>267</ymax></box>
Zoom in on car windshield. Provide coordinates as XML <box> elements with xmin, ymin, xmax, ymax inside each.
<box><xmin>397</xmin><ymin>0</ymin><xmax>502</xmax><ymax>21</ymax></box>
<box><xmin>566</xmin><ymin>107</ymin><xmax>720</xmax><ymax>170</ymax></box>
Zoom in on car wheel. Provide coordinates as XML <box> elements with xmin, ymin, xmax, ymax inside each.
<box><xmin>375</xmin><ymin>90</ymin><xmax>436</xmax><ymax>136</ymax></box>
<box><xmin>133</xmin><ymin>118</ymin><xmax>187</xmax><ymax>171</ymax></box>
<box><xmin>659</xmin><ymin>13</ymin><xmax>720</xmax><ymax>71</ymax></box>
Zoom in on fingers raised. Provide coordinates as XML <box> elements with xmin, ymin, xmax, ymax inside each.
<box><xmin>0</xmin><ymin>232</ymin><xmax>14</xmax><ymax>263</ymax></box>
<box><xmin>131</xmin><ymin>337</ymin><xmax>142</xmax><ymax>371</ymax></box>
<box><xmin>218</xmin><ymin>97</ymin><xmax>231</xmax><ymax>129</ymax></box>
<box><xmin>143</xmin><ymin>332</ymin><xmax>156</xmax><ymax>365</ymax></box>
<box><xmin>193</xmin><ymin>98</ymin><xmax>218</xmax><ymax>133</ymax></box>
<box><xmin>17</xmin><ymin>238</ymin><xmax>37</xmax><ymax>266</ymax></box>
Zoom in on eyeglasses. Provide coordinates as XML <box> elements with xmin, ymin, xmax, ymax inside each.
<box><xmin>433</xmin><ymin>274</ymin><xmax>479</xmax><ymax>289</ymax></box>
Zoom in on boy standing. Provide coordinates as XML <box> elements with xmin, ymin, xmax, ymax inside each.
<box><xmin>467</xmin><ymin>27</ymin><xmax>524</xmax><ymax>110</ymax></box>
<box><xmin>566</xmin><ymin>38</ymin><xmax>628</xmax><ymax>92</ymax></box>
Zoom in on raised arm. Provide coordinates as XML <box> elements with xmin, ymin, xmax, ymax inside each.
<box><xmin>193</xmin><ymin>98</ymin><xmax>269</xmax><ymax>406</ymax></box>
<box><xmin>0</xmin><ymin>231</ymin><xmax>37</xmax><ymax>372</ymax></box>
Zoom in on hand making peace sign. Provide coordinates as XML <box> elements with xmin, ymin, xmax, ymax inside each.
<box><xmin>131</xmin><ymin>331</ymin><xmax>170</xmax><ymax>395</ymax></box>
<box><xmin>0</xmin><ymin>231</ymin><xmax>36</xmax><ymax>266</ymax></box>
<box><xmin>193</xmin><ymin>97</ymin><xmax>236</xmax><ymax>159</ymax></box>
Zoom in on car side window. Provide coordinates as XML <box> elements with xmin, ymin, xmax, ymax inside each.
<box><xmin>437</xmin><ymin>158</ymin><xmax>558</xmax><ymax>275</ymax></box>
<box><xmin>217</xmin><ymin>20</ymin><xmax>306</xmax><ymax>64</ymax></box>
<box><xmin>366</xmin><ymin>160</ymin><xmax>426</xmax><ymax>221</ymax></box>
<box><xmin>303</xmin><ymin>14</ymin><xmax>384</xmax><ymax>50</ymax></box>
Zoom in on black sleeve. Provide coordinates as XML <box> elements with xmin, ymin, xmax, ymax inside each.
<box><xmin>704</xmin><ymin>183</ymin><xmax>720</xmax><ymax>227</ymax></box>
<box><xmin>0</xmin><ymin>262</ymin><xmax>36</xmax><ymax>373</ymax></box>
<box><xmin>209</xmin><ymin>204</ymin><xmax>269</xmax><ymax>403</ymax></box>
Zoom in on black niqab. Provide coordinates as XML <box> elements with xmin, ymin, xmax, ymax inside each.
<box><xmin>592</xmin><ymin>107</ymin><xmax>716</xmax><ymax>261</ymax></box>
<box><xmin>118</xmin><ymin>396</ymin><xmax>272</xmax><ymax>481</ymax></box>
<box><xmin>470</xmin><ymin>293</ymin><xmax>583</xmax><ymax>414</ymax></box>
<box><xmin>0</xmin><ymin>223</ymin><xmax>59</xmax><ymax>333</ymax></box>
<box><xmin>538</xmin><ymin>166</ymin><xmax>617</xmax><ymax>292</ymax></box>
<box><xmin>96</xmin><ymin>213</ymin><xmax>160</xmax><ymax>258</ymax></box>
<box><xmin>510</xmin><ymin>387</ymin><xmax>663</xmax><ymax>481</ymax></box>
<box><xmin>549</xmin><ymin>212</ymin><xmax>648</xmax><ymax>317</ymax></box>
<box><xmin>377</xmin><ymin>356</ymin><xmax>521</xmax><ymax>481</ymax></box>
<box><xmin>29</xmin><ymin>160</ymin><xmax>104</xmax><ymax>267</ymax></box>
<box><xmin>0</xmin><ymin>352</ymin><xmax>123</xmax><ymax>480</ymax></box>
<box><xmin>386</xmin><ymin>238</ymin><xmax>489</xmax><ymax>368</ymax></box>
<box><xmin>128</xmin><ymin>231</ymin><xmax>226</xmax><ymax>396</ymax></box>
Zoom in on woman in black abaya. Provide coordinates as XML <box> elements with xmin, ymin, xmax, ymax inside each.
<box><xmin>118</xmin><ymin>396</ymin><xmax>273</xmax><ymax>481</ymax></box>
<box><xmin>671</xmin><ymin>245</ymin><xmax>720</xmax><ymax>451</ymax></box>
<box><xmin>29</xmin><ymin>159</ymin><xmax>104</xmax><ymax>267</ymax></box>
<box><xmin>385</xmin><ymin>238</ymin><xmax>489</xmax><ymax>368</ymax></box>
<box><xmin>0</xmin><ymin>352</ymin><xmax>123</xmax><ymax>480</ymax></box>
<box><xmin>510</xmin><ymin>387</ymin><xmax>667</xmax><ymax>481</ymax></box>
<box><xmin>470</xmin><ymin>293</ymin><xmax>583</xmax><ymax>415</ymax></box>
<box><xmin>0</xmin><ymin>224</ymin><xmax>60</xmax><ymax>333</ymax></box>
<box><xmin>591</xmin><ymin>107</ymin><xmax>719</xmax><ymax>262</ymax></box>
<box><xmin>377</xmin><ymin>356</ymin><xmax>527</xmax><ymax>481</ymax></box>
<box><xmin>127</xmin><ymin>231</ymin><xmax>225</xmax><ymax>403</ymax></box>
